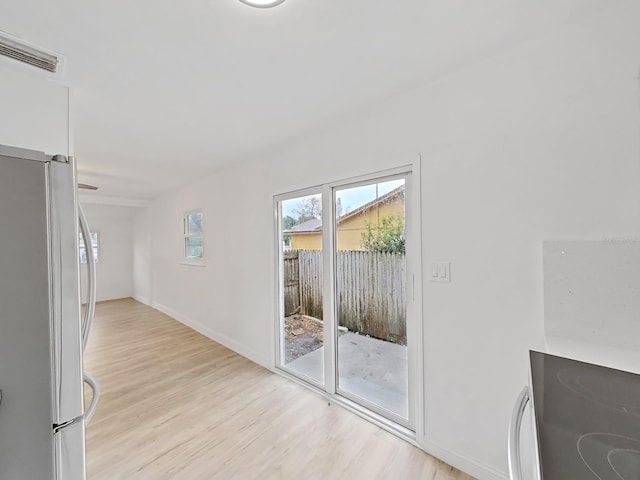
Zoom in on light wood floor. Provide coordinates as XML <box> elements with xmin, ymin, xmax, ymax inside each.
<box><xmin>84</xmin><ymin>298</ymin><xmax>474</xmax><ymax>480</ymax></box>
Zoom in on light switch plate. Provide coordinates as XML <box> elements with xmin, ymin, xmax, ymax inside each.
<box><xmin>430</xmin><ymin>262</ymin><xmax>450</xmax><ymax>282</ymax></box>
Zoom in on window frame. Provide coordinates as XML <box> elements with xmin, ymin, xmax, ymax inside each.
<box><xmin>183</xmin><ymin>209</ymin><xmax>205</xmax><ymax>262</ymax></box>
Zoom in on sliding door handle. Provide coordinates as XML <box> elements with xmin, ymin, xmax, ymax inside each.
<box><xmin>508</xmin><ymin>386</ymin><xmax>530</xmax><ymax>480</ymax></box>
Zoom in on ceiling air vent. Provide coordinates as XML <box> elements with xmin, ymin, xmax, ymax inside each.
<box><xmin>0</xmin><ymin>33</ymin><xmax>59</xmax><ymax>73</ymax></box>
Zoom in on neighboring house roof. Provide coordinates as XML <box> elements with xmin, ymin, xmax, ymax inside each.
<box><xmin>283</xmin><ymin>217</ymin><xmax>322</xmax><ymax>234</ymax></box>
<box><xmin>283</xmin><ymin>185</ymin><xmax>404</xmax><ymax>234</ymax></box>
<box><xmin>337</xmin><ymin>185</ymin><xmax>404</xmax><ymax>224</ymax></box>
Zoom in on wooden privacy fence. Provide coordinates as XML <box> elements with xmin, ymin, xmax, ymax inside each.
<box><xmin>283</xmin><ymin>251</ymin><xmax>301</xmax><ymax>316</ymax></box>
<box><xmin>283</xmin><ymin>250</ymin><xmax>406</xmax><ymax>345</ymax></box>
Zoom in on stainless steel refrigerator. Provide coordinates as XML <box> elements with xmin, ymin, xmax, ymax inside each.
<box><xmin>0</xmin><ymin>144</ymin><xmax>98</xmax><ymax>480</ymax></box>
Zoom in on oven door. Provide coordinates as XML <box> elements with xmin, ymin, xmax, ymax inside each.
<box><xmin>508</xmin><ymin>385</ymin><xmax>541</xmax><ymax>480</ymax></box>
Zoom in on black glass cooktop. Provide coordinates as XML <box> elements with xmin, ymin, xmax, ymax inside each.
<box><xmin>530</xmin><ymin>351</ymin><xmax>640</xmax><ymax>480</ymax></box>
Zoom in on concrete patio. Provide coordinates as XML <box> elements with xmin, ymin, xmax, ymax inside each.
<box><xmin>286</xmin><ymin>332</ymin><xmax>408</xmax><ymax>419</ymax></box>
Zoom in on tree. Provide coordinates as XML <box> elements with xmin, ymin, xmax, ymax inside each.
<box><xmin>292</xmin><ymin>196</ymin><xmax>321</xmax><ymax>223</ymax></box>
<box><xmin>282</xmin><ymin>215</ymin><xmax>296</xmax><ymax>247</ymax></box>
<box><xmin>282</xmin><ymin>215</ymin><xmax>296</xmax><ymax>229</ymax></box>
<box><xmin>360</xmin><ymin>215</ymin><xmax>405</xmax><ymax>254</ymax></box>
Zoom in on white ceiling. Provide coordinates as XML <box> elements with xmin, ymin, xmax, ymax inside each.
<box><xmin>1</xmin><ymin>0</ymin><xmax>608</xmax><ymax>200</ymax></box>
<box><xmin>81</xmin><ymin>203</ymin><xmax>142</xmax><ymax>222</ymax></box>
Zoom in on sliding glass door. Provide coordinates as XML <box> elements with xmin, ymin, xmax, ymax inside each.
<box><xmin>276</xmin><ymin>169</ymin><xmax>417</xmax><ymax>430</ymax></box>
<box><xmin>334</xmin><ymin>177</ymin><xmax>408</xmax><ymax>424</ymax></box>
<box><xmin>277</xmin><ymin>191</ymin><xmax>324</xmax><ymax>386</ymax></box>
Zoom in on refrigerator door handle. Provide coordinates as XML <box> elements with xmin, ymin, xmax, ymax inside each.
<box><xmin>78</xmin><ymin>205</ymin><xmax>96</xmax><ymax>351</ymax></box>
<box><xmin>83</xmin><ymin>372</ymin><xmax>100</xmax><ymax>424</ymax></box>
<box><xmin>508</xmin><ymin>386</ymin><xmax>530</xmax><ymax>480</ymax></box>
<box><xmin>78</xmin><ymin>203</ymin><xmax>100</xmax><ymax>426</ymax></box>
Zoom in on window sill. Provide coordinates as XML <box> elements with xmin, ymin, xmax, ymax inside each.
<box><xmin>180</xmin><ymin>261</ymin><xmax>207</xmax><ymax>268</ymax></box>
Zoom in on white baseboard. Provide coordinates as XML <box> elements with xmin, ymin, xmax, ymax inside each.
<box><xmin>90</xmin><ymin>295</ymin><xmax>134</xmax><ymax>304</ymax></box>
<box><xmin>419</xmin><ymin>437</ymin><xmax>508</xmax><ymax>480</ymax></box>
<box><xmin>96</xmin><ymin>294</ymin><xmax>131</xmax><ymax>303</ymax></box>
<box><xmin>132</xmin><ymin>294</ymin><xmax>150</xmax><ymax>306</ymax></box>
<box><xmin>151</xmin><ymin>301</ymin><xmax>267</xmax><ymax>368</ymax></box>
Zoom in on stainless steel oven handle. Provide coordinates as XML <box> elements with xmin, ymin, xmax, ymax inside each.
<box><xmin>508</xmin><ymin>386</ymin><xmax>530</xmax><ymax>480</ymax></box>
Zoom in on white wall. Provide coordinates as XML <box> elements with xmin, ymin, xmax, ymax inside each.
<box><xmin>81</xmin><ymin>204</ymin><xmax>139</xmax><ymax>302</ymax></box>
<box><xmin>132</xmin><ymin>207</ymin><xmax>152</xmax><ymax>305</ymax></box>
<box><xmin>134</xmin><ymin>3</ymin><xmax>640</xmax><ymax>479</ymax></box>
<box><xmin>0</xmin><ymin>61</ymin><xmax>69</xmax><ymax>155</ymax></box>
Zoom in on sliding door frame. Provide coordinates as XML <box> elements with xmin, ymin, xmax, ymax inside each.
<box><xmin>273</xmin><ymin>158</ymin><xmax>424</xmax><ymax>442</ymax></box>
<box><xmin>273</xmin><ymin>185</ymin><xmax>325</xmax><ymax>390</ymax></box>
<box><xmin>330</xmin><ymin>170</ymin><xmax>414</xmax><ymax>429</ymax></box>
